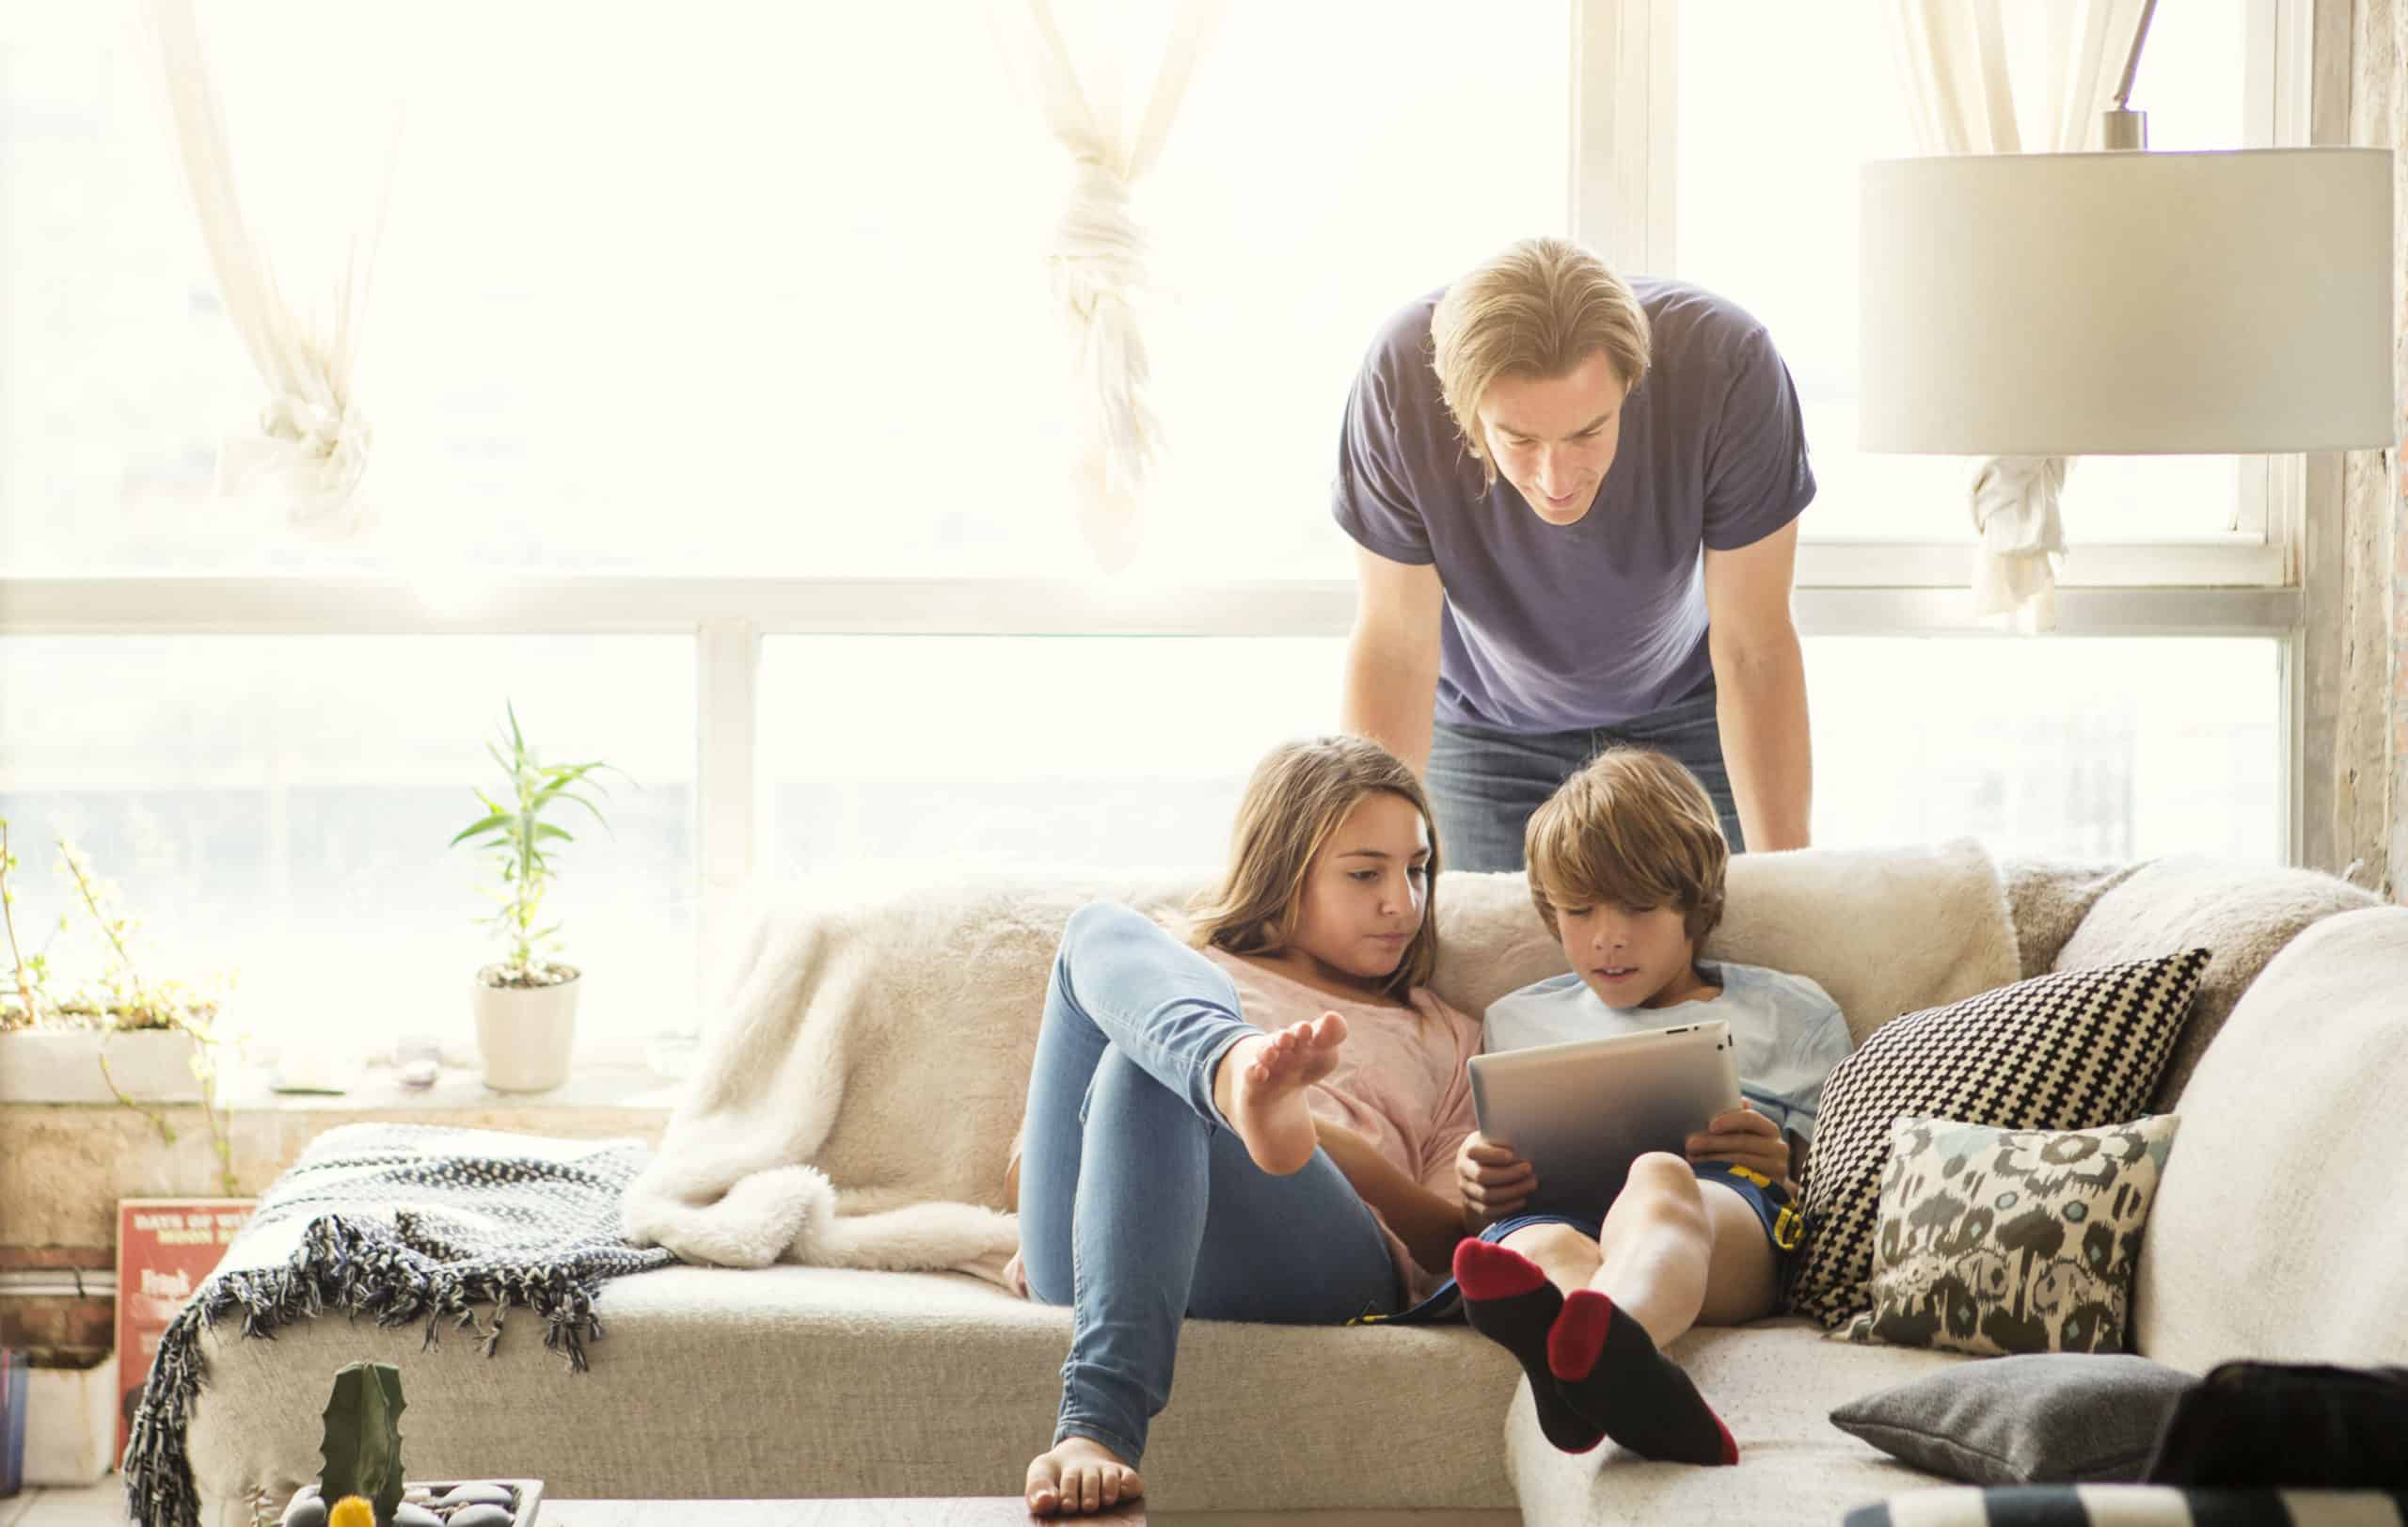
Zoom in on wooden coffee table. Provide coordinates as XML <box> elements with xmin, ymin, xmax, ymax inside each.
<box><xmin>541</xmin><ymin>1502</ymin><xmax>1145</xmax><ymax>1525</ymax></box>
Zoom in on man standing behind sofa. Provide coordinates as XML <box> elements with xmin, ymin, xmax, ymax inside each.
<box><xmin>1335</xmin><ymin>236</ymin><xmax>1816</xmax><ymax>869</ymax></box>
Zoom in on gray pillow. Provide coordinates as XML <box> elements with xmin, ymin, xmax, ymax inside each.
<box><xmin>1830</xmin><ymin>1354</ymin><xmax>2197</xmax><ymax>1484</ymax></box>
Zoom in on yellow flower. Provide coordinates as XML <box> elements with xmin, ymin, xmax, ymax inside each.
<box><xmin>328</xmin><ymin>1497</ymin><xmax>376</xmax><ymax>1527</ymax></box>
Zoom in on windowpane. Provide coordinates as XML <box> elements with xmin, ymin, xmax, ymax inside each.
<box><xmin>1808</xmin><ymin>636</ymin><xmax>2280</xmax><ymax>862</ymax></box>
<box><xmin>760</xmin><ymin>633</ymin><xmax>2280</xmax><ymax>874</ymax></box>
<box><xmin>1</xmin><ymin>3</ymin><xmax>1565</xmax><ymax>580</ymax></box>
<box><xmin>0</xmin><ymin>637</ymin><xmax>695</xmax><ymax>1061</ymax></box>
<box><xmin>1674</xmin><ymin>0</ymin><xmax>2255</xmax><ymax>542</ymax></box>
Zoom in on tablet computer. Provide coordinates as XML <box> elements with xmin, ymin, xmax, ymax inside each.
<box><xmin>1466</xmin><ymin>1019</ymin><xmax>1743</xmax><ymax>1219</ymax></box>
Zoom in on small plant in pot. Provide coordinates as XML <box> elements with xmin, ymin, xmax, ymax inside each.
<box><xmin>280</xmin><ymin>1360</ymin><xmax>542</xmax><ymax>1526</ymax></box>
<box><xmin>0</xmin><ymin>821</ymin><xmax>240</xmax><ymax>1194</ymax></box>
<box><xmin>448</xmin><ymin>704</ymin><xmax>620</xmax><ymax>1094</ymax></box>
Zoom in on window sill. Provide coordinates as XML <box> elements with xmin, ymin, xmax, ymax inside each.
<box><xmin>0</xmin><ymin>1061</ymin><xmax>684</xmax><ymax>1252</ymax></box>
<box><xmin>213</xmin><ymin>1059</ymin><xmax>684</xmax><ymax>1117</ymax></box>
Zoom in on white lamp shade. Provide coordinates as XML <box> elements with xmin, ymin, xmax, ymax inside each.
<box><xmin>1861</xmin><ymin>149</ymin><xmax>2395</xmax><ymax>454</ymax></box>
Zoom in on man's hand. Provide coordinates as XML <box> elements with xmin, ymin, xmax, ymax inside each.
<box><xmin>1685</xmin><ymin>1101</ymin><xmax>1791</xmax><ymax>1184</ymax></box>
<box><xmin>1456</xmin><ymin>1130</ymin><xmax>1536</xmax><ymax>1230</ymax></box>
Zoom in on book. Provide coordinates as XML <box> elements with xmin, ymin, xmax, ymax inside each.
<box><xmin>116</xmin><ymin>1198</ymin><xmax>254</xmax><ymax>1460</ymax></box>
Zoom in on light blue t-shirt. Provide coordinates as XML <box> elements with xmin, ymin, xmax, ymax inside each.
<box><xmin>1481</xmin><ymin>960</ymin><xmax>1851</xmax><ymax>1146</ymax></box>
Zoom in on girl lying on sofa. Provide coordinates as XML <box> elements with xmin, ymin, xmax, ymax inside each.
<box><xmin>1009</xmin><ymin>734</ymin><xmax>1480</xmax><ymax>1516</ymax></box>
<box><xmin>1008</xmin><ymin>737</ymin><xmax>1846</xmax><ymax>1516</ymax></box>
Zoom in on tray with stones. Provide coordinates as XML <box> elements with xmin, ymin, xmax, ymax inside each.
<box><xmin>279</xmin><ymin>1478</ymin><xmax>544</xmax><ymax>1527</ymax></box>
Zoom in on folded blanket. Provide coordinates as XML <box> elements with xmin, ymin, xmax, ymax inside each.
<box><xmin>621</xmin><ymin>841</ymin><xmax>2020</xmax><ymax>1283</ymax></box>
<box><xmin>123</xmin><ymin>1123</ymin><xmax>673</xmax><ymax>1527</ymax></box>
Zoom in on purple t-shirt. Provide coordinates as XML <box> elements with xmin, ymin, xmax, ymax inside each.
<box><xmin>1331</xmin><ymin>277</ymin><xmax>1815</xmax><ymax>733</ymax></box>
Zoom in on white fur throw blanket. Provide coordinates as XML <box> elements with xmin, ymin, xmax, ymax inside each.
<box><xmin>620</xmin><ymin>838</ymin><xmax>2020</xmax><ymax>1286</ymax></box>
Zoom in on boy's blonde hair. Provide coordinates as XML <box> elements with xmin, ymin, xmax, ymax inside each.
<box><xmin>1524</xmin><ymin>749</ymin><xmax>1728</xmax><ymax>946</ymax></box>
<box><xmin>1430</xmin><ymin>235</ymin><xmax>1653</xmax><ymax>488</ymax></box>
<box><xmin>1187</xmin><ymin>736</ymin><xmax>1440</xmax><ymax>1002</ymax></box>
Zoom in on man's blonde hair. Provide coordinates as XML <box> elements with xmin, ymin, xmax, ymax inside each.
<box><xmin>1524</xmin><ymin>749</ymin><xmax>1728</xmax><ymax>946</ymax></box>
<box><xmin>1186</xmin><ymin>736</ymin><xmax>1440</xmax><ymax>1002</ymax></box>
<box><xmin>1431</xmin><ymin>236</ymin><xmax>1653</xmax><ymax>487</ymax></box>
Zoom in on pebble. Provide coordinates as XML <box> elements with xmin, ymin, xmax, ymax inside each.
<box><xmin>438</xmin><ymin>1484</ymin><xmax>517</xmax><ymax>1508</ymax></box>
<box><xmin>448</xmin><ymin>1507</ymin><xmax>515</xmax><ymax>1527</ymax></box>
<box><xmin>393</xmin><ymin>1503</ymin><xmax>443</xmax><ymax>1527</ymax></box>
<box><xmin>279</xmin><ymin>1498</ymin><xmax>327</xmax><ymax>1527</ymax></box>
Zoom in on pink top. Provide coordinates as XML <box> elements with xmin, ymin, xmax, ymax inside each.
<box><xmin>1005</xmin><ymin>945</ymin><xmax>1482</xmax><ymax>1308</ymax></box>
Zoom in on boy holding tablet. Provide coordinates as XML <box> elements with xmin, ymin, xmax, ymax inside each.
<box><xmin>1451</xmin><ymin>748</ymin><xmax>1849</xmax><ymax>1464</ymax></box>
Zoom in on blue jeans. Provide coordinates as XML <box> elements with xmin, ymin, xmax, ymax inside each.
<box><xmin>1016</xmin><ymin>901</ymin><xmax>1402</xmax><ymax>1466</ymax></box>
<box><xmin>1424</xmin><ymin>683</ymin><xmax>1743</xmax><ymax>873</ymax></box>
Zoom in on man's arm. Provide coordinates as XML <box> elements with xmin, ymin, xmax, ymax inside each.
<box><xmin>1314</xmin><ymin>1121</ymin><xmax>1465</xmax><ymax>1278</ymax></box>
<box><xmin>1703</xmin><ymin>518</ymin><xmax>1813</xmax><ymax>851</ymax></box>
<box><xmin>1340</xmin><ymin>545</ymin><xmax>1445</xmax><ymax>777</ymax></box>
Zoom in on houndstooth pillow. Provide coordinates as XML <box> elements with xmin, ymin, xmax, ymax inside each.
<box><xmin>1788</xmin><ymin>950</ymin><xmax>2210</xmax><ymax>1329</ymax></box>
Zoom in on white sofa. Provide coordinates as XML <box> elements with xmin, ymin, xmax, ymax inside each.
<box><xmin>178</xmin><ymin>850</ymin><xmax>2407</xmax><ymax>1525</ymax></box>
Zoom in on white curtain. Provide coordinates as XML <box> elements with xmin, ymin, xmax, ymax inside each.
<box><xmin>1885</xmin><ymin>0</ymin><xmax>2148</xmax><ymax>629</ymax></box>
<box><xmin>994</xmin><ymin>0</ymin><xmax>1226</xmax><ymax>573</ymax></box>
<box><xmin>142</xmin><ymin>0</ymin><xmax>402</xmax><ymax>538</ymax></box>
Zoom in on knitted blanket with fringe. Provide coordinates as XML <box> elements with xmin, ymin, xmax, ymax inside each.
<box><xmin>122</xmin><ymin>1122</ymin><xmax>674</xmax><ymax>1527</ymax></box>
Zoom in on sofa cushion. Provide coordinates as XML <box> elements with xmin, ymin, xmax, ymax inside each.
<box><xmin>2048</xmin><ymin>857</ymin><xmax>2377</xmax><ymax>1111</ymax></box>
<box><xmin>1850</xmin><ymin>1113</ymin><xmax>2181</xmax><ymax>1355</ymax></box>
<box><xmin>182</xmin><ymin>1264</ymin><xmax>1526</xmax><ymax>1517</ymax></box>
<box><xmin>1828</xmin><ymin>1352</ymin><xmax>2196</xmax><ymax>1485</ymax></box>
<box><xmin>1505</xmin><ymin>1317</ymin><xmax>1970</xmax><ymax>1526</ymax></box>
<box><xmin>2133</xmin><ymin>907</ymin><xmax>2408</xmax><ymax>1372</ymax></box>
<box><xmin>765</xmin><ymin>841</ymin><xmax>2017</xmax><ymax>1222</ymax></box>
<box><xmin>1995</xmin><ymin>858</ymin><xmax>2143</xmax><ymax>978</ymax></box>
<box><xmin>1787</xmin><ymin>951</ymin><xmax>2210</xmax><ymax>1330</ymax></box>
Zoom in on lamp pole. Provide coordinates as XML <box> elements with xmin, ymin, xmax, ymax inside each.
<box><xmin>2101</xmin><ymin>0</ymin><xmax>2160</xmax><ymax>150</ymax></box>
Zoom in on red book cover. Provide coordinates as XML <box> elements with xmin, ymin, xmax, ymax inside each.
<box><xmin>116</xmin><ymin>1199</ymin><xmax>254</xmax><ymax>1460</ymax></box>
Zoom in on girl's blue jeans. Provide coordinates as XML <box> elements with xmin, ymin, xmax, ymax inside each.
<box><xmin>1016</xmin><ymin>900</ymin><xmax>1401</xmax><ymax>1466</ymax></box>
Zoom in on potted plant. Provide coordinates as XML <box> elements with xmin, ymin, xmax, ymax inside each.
<box><xmin>280</xmin><ymin>1361</ymin><xmax>542</xmax><ymax>1527</ymax></box>
<box><xmin>448</xmin><ymin>704</ymin><xmax>618</xmax><ymax>1093</ymax></box>
<box><xmin>0</xmin><ymin>820</ymin><xmax>239</xmax><ymax>1195</ymax></box>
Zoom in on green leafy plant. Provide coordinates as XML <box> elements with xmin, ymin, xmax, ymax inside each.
<box><xmin>448</xmin><ymin>703</ymin><xmax>620</xmax><ymax>987</ymax></box>
<box><xmin>317</xmin><ymin>1360</ymin><xmax>406</xmax><ymax>1527</ymax></box>
<box><xmin>0</xmin><ymin>818</ymin><xmax>239</xmax><ymax>1195</ymax></box>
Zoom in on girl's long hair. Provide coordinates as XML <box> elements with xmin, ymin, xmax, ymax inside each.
<box><xmin>1185</xmin><ymin>736</ymin><xmax>1441</xmax><ymax>1004</ymax></box>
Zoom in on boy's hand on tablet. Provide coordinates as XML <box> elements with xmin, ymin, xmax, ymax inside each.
<box><xmin>1686</xmin><ymin>1102</ymin><xmax>1791</xmax><ymax>1183</ymax></box>
<box><xmin>1457</xmin><ymin>1130</ymin><xmax>1536</xmax><ymax>1228</ymax></box>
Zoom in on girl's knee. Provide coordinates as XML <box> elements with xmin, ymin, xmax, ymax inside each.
<box><xmin>1064</xmin><ymin>899</ymin><xmax>1137</xmax><ymax>949</ymax></box>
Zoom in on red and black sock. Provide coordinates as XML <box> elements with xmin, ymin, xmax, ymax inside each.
<box><xmin>1451</xmin><ymin>1239</ymin><xmax>1605</xmax><ymax>1455</ymax></box>
<box><xmin>1547</xmin><ymin>1289</ymin><xmax>1738</xmax><ymax>1467</ymax></box>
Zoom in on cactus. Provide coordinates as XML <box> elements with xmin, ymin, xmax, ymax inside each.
<box><xmin>317</xmin><ymin>1362</ymin><xmax>406</xmax><ymax>1527</ymax></box>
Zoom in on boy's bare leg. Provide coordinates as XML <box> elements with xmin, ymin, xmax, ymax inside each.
<box><xmin>1501</xmin><ymin>1157</ymin><xmax>1777</xmax><ymax>1345</ymax></box>
<box><xmin>1592</xmin><ymin>1160</ymin><xmax>1779</xmax><ymax>1344</ymax></box>
<box><xmin>1484</xmin><ymin>1156</ymin><xmax>1772</xmax><ymax>1466</ymax></box>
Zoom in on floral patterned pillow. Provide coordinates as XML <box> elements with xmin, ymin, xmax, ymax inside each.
<box><xmin>1846</xmin><ymin>1113</ymin><xmax>2182</xmax><ymax>1355</ymax></box>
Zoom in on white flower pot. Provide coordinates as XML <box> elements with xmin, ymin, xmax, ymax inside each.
<box><xmin>24</xmin><ymin>1353</ymin><xmax>116</xmax><ymax>1487</ymax></box>
<box><xmin>0</xmin><ymin>1026</ymin><xmax>204</xmax><ymax>1105</ymax></box>
<box><xmin>471</xmin><ymin>968</ymin><xmax>579</xmax><ymax>1092</ymax></box>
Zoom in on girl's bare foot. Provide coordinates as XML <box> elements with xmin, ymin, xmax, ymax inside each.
<box><xmin>1025</xmin><ymin>1435</ymin><xmax>1144</xmax><ymax>1517</ymax></box>
<box><xmin>1212</xmin><ymin>1012</ymin><xmax>1348</xmax><ymax>1174</ymax></box>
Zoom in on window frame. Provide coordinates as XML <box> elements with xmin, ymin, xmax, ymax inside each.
<box><xmin>0</xmin><ymin>0</ymin><xmax>2321</xmax><ymax>1056</ymax></box>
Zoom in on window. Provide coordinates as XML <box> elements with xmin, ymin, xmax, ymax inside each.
<box><xmin>760</xmin><ymin>632</ymin><xmax>2282</xmax><ymax>872</ymax></box>
<box><xmin>0</xmin><ymin>5</ymin><xmax>2312</xmax><ymax>1067</ymax></box>
<box><xmin>1673</xmin><ymin>0</ymin><xmax>2262</xmax><ymax>543</ymax></box>
<box><xmin>1</xmin><ymin>2</ymin><xmax>1567</xmax><ymax>581</ymax></box>
<box><xmin>0</xmin><ymin>637</ymin><xmax>694</xmax><ymax>1059</ymax></box>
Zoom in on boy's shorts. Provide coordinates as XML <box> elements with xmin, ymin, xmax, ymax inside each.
<box><xmin>1355</xmin><ymin>1160</ymin><xmax>1804</xmax><ymax>1327</ymax></box>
